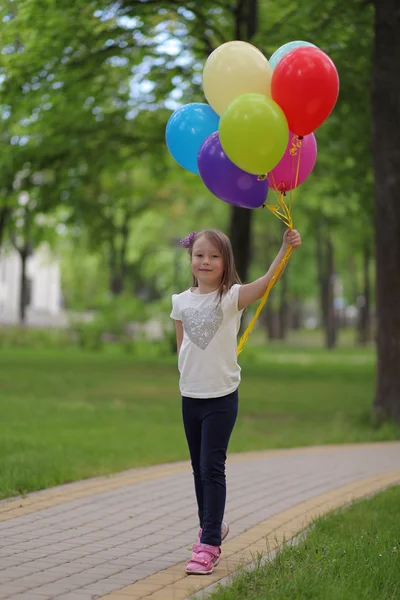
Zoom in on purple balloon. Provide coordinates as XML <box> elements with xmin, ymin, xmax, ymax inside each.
<box><xmin>197</xmin><ymin>132</ymin><xmax>268</xmax><ymax>209</ymax></box>
<box><xmin>269</xmin><ymin>131</ymin><xmax>317</xmax><ymax>192</ymax></box>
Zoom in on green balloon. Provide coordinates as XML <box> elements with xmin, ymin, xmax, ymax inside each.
<box><xmin>219</xmin><ymin>93</ymin><xmax>289</xmax><ymax>175</ymax></box>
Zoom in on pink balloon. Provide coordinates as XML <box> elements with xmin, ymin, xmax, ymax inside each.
<box><xmin>269</xmin><ymin>131</ymin><xmax>317</xmax><ymax>192</ymax></box>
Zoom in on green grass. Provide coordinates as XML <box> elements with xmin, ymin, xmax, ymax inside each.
<box><xmin>209</xmin><ymin>485</ymin><xmax>400</xmax><ymax>600</ymax></box>
<box><xmin>0</xmin><ymin>345</ymin><xmax>398</xmax><ymax>500</ymax></box>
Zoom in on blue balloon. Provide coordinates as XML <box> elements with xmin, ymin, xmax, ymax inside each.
<box><xmin>269</xmin><ymin>41</ymin><xmax>317</xmax><ymax>70</ymax></box>
<box><xmin>165</xmin><ymin>103</ymin><xmax>219</xmax><ymax>174</ymax></box>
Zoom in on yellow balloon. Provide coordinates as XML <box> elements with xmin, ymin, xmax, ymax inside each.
<box><xmin>219</xmin><ymin>94</ymin><xmax>289</xmax><ymax>175</ymax></box>
<box><xmin>203</xmin><ymin>41</ymin><xmax>273</xmax><ymax>116</ymax></box>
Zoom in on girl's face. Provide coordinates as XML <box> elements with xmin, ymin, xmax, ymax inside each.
<box><xmin>191</xmin><ymin>236</ymin><xmax>224</xmax><ymax>287</ymax></box>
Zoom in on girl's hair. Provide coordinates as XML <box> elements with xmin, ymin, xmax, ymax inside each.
<box><xmin>182</xmin><ymin>230</ymin><xmax>242</xmax><ymax>301</ymax></box>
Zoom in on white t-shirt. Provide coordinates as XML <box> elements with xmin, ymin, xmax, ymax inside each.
<box><xmin>170</xmin><ymin>284</ymin><xmax>243</xmax><ymax>398</ymax></box>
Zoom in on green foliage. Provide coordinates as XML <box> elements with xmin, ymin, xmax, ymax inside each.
<box><xmin>72</xmin><ymin>320</ymin><xmax>105</xmax><ymax>351</ymax></box>
<box><xmin>0</xmin><ymin>344</ymin><xmax>398</xmax><ymax>499</ymax></box>
<box><xmin>70</xmin><ymin>293</ymin><xmax>148</xmax><ymax>350</ymax></box>
<box><xmin>0</xmin><ymin>0</ymin><xmax>381</xmax><ymax>332</ymax></box>
<box><xmin>60</xmin><ymin>243</ymin><xmax>109</xmax><ymax>310</ymax></box>
<box><xmin>0</xmin><ymin>326</ymin><xmax>75</xmax><ymax>350</ymax></box>
<box><xmin>95</xmin><ymin>293</ymin><xmax>148</xmax><ymax>333</ymax></box>
<box><xmin>209</xmin><ymin>486</ymin><xmax>400</xmax><ymax>600</ymax></box>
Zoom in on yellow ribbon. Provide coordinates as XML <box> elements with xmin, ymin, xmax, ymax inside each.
<box><xmin>237</xmin><ymin>136</ymin><xmax>302</xmax><ymax>355</ymax></box>
<box><xmin>237</xmin><ymin>244</ymin><xmax>293</xmax><ymax>355</ymax></box>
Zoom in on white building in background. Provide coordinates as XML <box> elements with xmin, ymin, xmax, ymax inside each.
<box><xmin>0</xmin><ymin>244</ymin><xmax>66</xmax><ymax>327</ymax></box>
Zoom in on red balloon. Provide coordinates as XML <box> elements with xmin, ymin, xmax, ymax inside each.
<box><xmin>271</xmin><ymin>47</ymin><xmax>339</xmax><ymax>137</ymax></box>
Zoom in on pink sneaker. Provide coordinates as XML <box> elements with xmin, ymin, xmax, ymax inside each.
<box><xmin>186</xmin><ymin>543</ymin><xmax>221</xmax><ymax>575</ymax></box>
<box><xmin>192</xmin><ymin>521</ymin><xmax>229</xmax><ymax>552</ymax></box>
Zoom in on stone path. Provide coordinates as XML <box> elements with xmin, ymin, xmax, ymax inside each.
<box><xmin>0</xmin><ymin>443</ymin><xmax>399</xmax><ymax>600</ymax></box>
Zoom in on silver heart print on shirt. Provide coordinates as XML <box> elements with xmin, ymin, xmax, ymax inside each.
<box><xmin>182</xmin><ymin>305</ymin><xmax>223</xmax><ymax>350</ymax></box>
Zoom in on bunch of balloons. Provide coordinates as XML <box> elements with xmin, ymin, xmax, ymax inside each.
<box><xmin>166</xmin><ymin>40</ymin><xmax>339</xmax><ymax>209</ymax></box>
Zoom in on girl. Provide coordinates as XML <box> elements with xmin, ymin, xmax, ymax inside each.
<box><xmin>170</xmin><ymin>228</ymin><xmax>301</xmax><ymax>575</ymax></box>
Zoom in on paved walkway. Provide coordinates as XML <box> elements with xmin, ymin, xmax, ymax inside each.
<box><xmin>0</xmin><ymin>443</ymin><xmax>399</xmax><ymax>600</ymax></box>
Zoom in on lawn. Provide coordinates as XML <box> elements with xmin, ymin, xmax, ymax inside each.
<box><xmin>0</xmin><ymin>344</ymin><xmax>398</xmax><ymax>500</ymax></box>
<box><xmin>209</xmin><ymin>484</ymin><xmax>400</xmax><ymax>600</ymax></box>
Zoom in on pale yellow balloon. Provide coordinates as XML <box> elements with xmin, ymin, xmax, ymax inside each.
<box><xmin>203</xmin><ymin>41</ymin><xmax>273</xmax><ymax>115</ymax></box>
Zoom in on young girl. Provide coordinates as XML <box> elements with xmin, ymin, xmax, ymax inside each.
<box><xmin>170</xmin><ymin>228</ymin><xmax>301</xmax><ymax>575</ymax></box>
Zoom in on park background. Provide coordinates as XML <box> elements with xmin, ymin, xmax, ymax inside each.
<box><xmin>0</xmin><ymin>0</ymin><xmax>399</xmax><ymax>501</ymax></box>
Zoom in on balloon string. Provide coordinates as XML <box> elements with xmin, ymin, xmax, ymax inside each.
<box><xmin>289</xmin><ymin>135</ymin><xmax>303</xmax><ymax>217</ymax></box>
<box><xmin>237</xmin><ymin>138</ymin><xmax>303</xmax><ymax>355</ymax></box>
<box><xmin>264</xmin><ymin>192</ymin><xmax>293</xmax><ymax>229</ymax></box>
<box><xmin>267</xmin><ymin>171</ymin><xmax>284</xmax><ymax>202</ymax></box>
<box><xmin>237</xmin><ymin>245</ymin><xmax>293</xmax><ymax>355</ymax></box>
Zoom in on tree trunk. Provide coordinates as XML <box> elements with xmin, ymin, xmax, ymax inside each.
<box><xmin>278</xmin><ymin>272</ymin><xmax>288</xmax><ymax>339</ymax></box>
<box><xmin>229</xmin><ymin>0</ymin><xmax>259</xmax><ymax>283</ymax></box>
<box><xmin>290</xmin><ymin>296</ymin><xmax>302</xmax><ymax>330</ymax></box>
<box><xmin>19</xmin><ymin>257</ymin><xmax>27</xmax><ymax>324</ymax></box>
<box><xmin>108</xmin><ymin>214</ymin><xmax>130</xmax><ymax>296</ymax></box>
<box><xmin>265</xmin><ymin>301</ymin><xmax>279</xmax><ymax>340</ymax></box>
<box><xmin>0</xmin><ymin>207</ymin><xmax>10</xmax><ymax>249</ymax></box>
<box><xmin>325</xmin><ymin>238</ymin><xmax>337</xmax><ymax>349</ymax></box>
<box><xmin>348</xmin><ymin>254</ymin><xmax>360</xmax><ymax>310</ymax></box>
<box><xmin>372</xmin><ymin>0</ymin><xmax>400</xmax><ymax>422</ymax></box>
<box><xmin>110</xmin><ymin>272</ymin><xmax>124</xmax><ymax>296</ymax></box>
<box><xmin>357</xmin><ymin>244</ymin><xmax>372</xmax><ymax>345</ymax></box>
<box><xmin>18</xmin><ymin>246</ymin><xmax>31</xmax><ymax>325</ymax></box>
<box><xmin>228</xmin><ymin>207</ymin><xmax>252</xmax><ymax>282</ymax></box>
<box><xmin>316</xmin><ymin>223</ymin><xmax>337</xmax><ymax>349</ymax></box>
<box><xmin>109</xmin><ymin>244</ymin><xmax>123</xmax><ymax>296</ymax></box>
<box><xmin>316</xmin><ymin>221</ymin><xmax>327</xmax><ymax>330</ymax></box>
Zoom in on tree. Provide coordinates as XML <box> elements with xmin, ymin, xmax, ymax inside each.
<box><xmin>0</xmin><ymin>206</ymin><xmax>11</xmax><ymax>248</ymax></box>
<box><xmin>70</xmin><ymin>159</ymin><xmax>161</xmax><ymax>296</ymax></box>
<box><xmin>0</xmin><ymin>0</ymin><xmax>168</xmax><ymax>254</ymax></box>
<box><xmin>371</xmin><ymin>0</ymin><xmax>400</xmax><ymax>422</ymax></box>
<box><xmin>1</xmin><ymin>0</ymin><xmax>259</xmax><ymax>280</ymax></box>
<box><xmin>7</xmin><ymin>187</ymin><xmax>59</xmax><ymax>324</ymax></box>
<box><xmin>227</xmin><ymin>0</ymin><xmax>258</xmax><ymax>282</ymax></box>
<box><xmin>1</xmin><ymin>0</ymin><xmax>369</xmax><ymax>290</ymax></box>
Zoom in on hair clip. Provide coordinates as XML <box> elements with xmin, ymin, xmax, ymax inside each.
<box><xmin>179</xmin><ymin>231</ymin><xmax>197</xmax><ymax>249</ymax></box>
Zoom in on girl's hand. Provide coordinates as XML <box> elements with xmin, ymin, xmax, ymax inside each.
<box><xmin>283</xmin><ymin>229</ymin><xmax>302</xmax><ymax>249</ymax></box>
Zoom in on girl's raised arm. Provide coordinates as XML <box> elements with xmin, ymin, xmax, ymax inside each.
<box><xmin>238</xmin><ymin>230</ymin><xmax>301</xmax><ymax>311</ymax></box>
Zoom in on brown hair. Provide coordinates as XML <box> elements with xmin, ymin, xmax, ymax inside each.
<box><xmin>188</xmin><ymin>230</ymin><xmax>242</xmax><ymax>302</ymax></box>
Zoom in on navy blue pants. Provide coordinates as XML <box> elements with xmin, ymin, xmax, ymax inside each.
<box><xmin>182</xmin><ymin>389</ymin><xmax>238</xmax><ymax>546</ymax></box>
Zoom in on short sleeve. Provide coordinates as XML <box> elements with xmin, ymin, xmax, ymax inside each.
<box><xmin>223</xmin><ymin>284</ymin><xmax>242</xmax><ymax>314</ymax></box>
<box><xmin>170</xmin><ymin>294</ymin><xmax>182</xmax><ymax>320</ymax></box>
